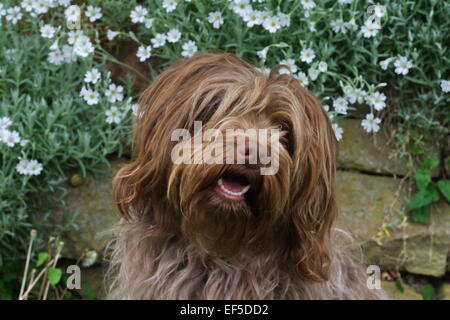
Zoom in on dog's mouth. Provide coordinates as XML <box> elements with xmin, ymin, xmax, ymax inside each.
<box><xmin>215</xmin><ymin>176</ymin><xmax>250</xmax><ymax>201</ymax></box>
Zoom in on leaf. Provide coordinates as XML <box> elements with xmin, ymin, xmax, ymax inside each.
<box><xmin>422</xmin><ymin>154</ymin><xmax>440</xmax><ymax>170</ymax></box>
<box><xmin>414</xmin><ymin>167</ymin><xmax>431</xmax><ymax>190</ymax></box>
<box><xmin>406</xmin><ymin>189</ymin><xmax>434</xmax><ymax>211</ymax></box>
<box><xmin>437</xmin><ymin>180</ymin><xmax>450</xmax><ymax>202</ymax></box>
<box><xmin>410</xmin><ymin>206</ymin><xmax>429</xmax><ymax>223</ymax></box>
<box><xmin>47</xmin><ymin>267</ymin><xmax>62</xmax><ymax>286</ymax></box>
<box><xmin>395</xmin><ymin>279</ymin><xmax>404</xmax><ymax>293</ymax></box>
<box><xmin>36</xmin><ymin>252</ymin><xmax>49</xmax><ymax>267</ymax></box>
<box><xmin>421</xmin><ymin>284</ymin><xmax>435</xmax><ymax>300</ymax></box>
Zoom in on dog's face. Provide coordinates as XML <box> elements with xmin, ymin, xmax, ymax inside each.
<box><xmin>114</xmin><ymin>53</ymin><xmax>338</xmax><ymax>282</ymax></box>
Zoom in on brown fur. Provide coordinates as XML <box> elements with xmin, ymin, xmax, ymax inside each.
<box><xmin>106</xmin><ymin>53</ymin><xmax>386</xmax><ymax>299</ymax></box>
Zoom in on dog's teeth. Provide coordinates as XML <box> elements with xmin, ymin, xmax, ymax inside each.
<box><xmin>217</xmin><ymin>179</ymin><xmax>250</xmax><ymax>197</ymax></box>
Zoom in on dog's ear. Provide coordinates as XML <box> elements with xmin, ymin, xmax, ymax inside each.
<box><xmin>282</xmin><ymin>78</ymin><xmax>338</xmax><ymax>282</ymax></box>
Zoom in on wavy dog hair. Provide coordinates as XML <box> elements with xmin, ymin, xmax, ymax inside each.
<box><xmin>107</xmin><ymin>53</ymin><xmax>385</xmax><ymax>299</ymax></box>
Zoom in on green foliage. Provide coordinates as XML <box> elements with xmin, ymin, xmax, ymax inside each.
<box><xmin>36</xmin><ymin>252</ymin><xmax>49</xmax><ymax>267</ymax></box>
<box><xmin>47</xmin><ymin>267</ymin><xmax>63</xmax><ymax>287</ymax></box>
<box><xmin>421</xmin><ymin>284</ymin><xmax>436</xmax><ymax>300</ymax></box>
<box><xmin>406</xmin><ymin>154</ymin><xmax>445</xmax><ymax>223</ymax></box>
<box><xmin>394</xmin><ymin>279</ymin><xmax>404</xmax><ymax>294</ymax></box>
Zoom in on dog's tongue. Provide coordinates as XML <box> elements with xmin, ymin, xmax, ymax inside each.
<box><xmin>222</xmin><ymin>177</ymin><xmax>248</xmax><ymax>192</ymax></box>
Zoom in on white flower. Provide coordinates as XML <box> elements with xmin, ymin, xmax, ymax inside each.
<box><xmin>343</xmin><ymin>86</ymin><xmax>366</xmax><ymax>104</ymax></box>
<box><xmin>300</xmin><ymin>48</ymin><xmax>315</xmax><ymax>64</ymax></box>
<box><xmin>6</xmin><ymin>7</ymin><xmax>23</xmax><ymax>24</ymax></box>
<box><xmin>107</xmin><ymin>30</ymin><xmax>118</xmax><ymax>41</ymax></box>
<box><xmin>62</xmin><ymin>45</ymin><xmax>77</xmax><ymax>63</ymax></box>
<box><xmin>366</xmin><ymin>92</ymin><xmax>387</xmax><ymax>111</ymax></box>
<box><xmin>279</xmin><ymin>59</ymin><xmax>298</xmax><ymax>74</ymax></box>
<box><xmin>440</xmin><ymin>80</ymin><xmax>450</xmax><ymax>93</ymax></box>
<box><xmin>21</xmin><ymin>0</ymin><xmax>34</xmax><ymax>12</ymax></box>
<box><xmin>16</xmin><ymin>159</ymin><xmax>43</xmax><ymax>176</ymax></box>
<box><xmin>136</xmin><ymin>45</ymin><xmax>152</xmax><ymax>62</ymax></box>
<box><xmin>166</xmin><ymin>29</ymin><xmax>181</xmax><ymax>43</ymax></box>
<box><xmin>105</xmin><ymin>106</ymin><xmax>122</xmax><ymax>124</ymax></box>
<box><xmin>130</xmin><ymin>5</ymin><xmax>148</xmax><ymax>24</ymax></box>
<box><xmin>82</xmin><ymin>88</ymin><xmax>100</xmax><ymax>105</ymax></box>
<box><xmin>151</xmin><ymin>33</ymin><xmax>166</xmax><ymax>48</ymax></box>
<box><xmin>105</xmin><ymin>84</ymin><xmax>124</xmax><ymax>103</ymax></box>
<box><xmin>33</xmin><ymin>0</ymin><xmax>50</xmax><ymax>14</ymax></box>
<box><xmin>81</xmin><ymin>250</ymin><xmax>98</xmax><ymax>268</ymax></box>
<box><xmin>65</xmin><ymin>5</ymin><xmax>79</xmax><ymax>22</ymax></box>
<box><xmin>0</xmin><ymin>117</ymin><xmax>12</xmax><ymax>130</ymax></box>
<box><xmin>373</xmin><ymin>5</ymin><xmax>387</xmax><ymax>18</ymax></box>
<box><xmin>361</xmin><ymin>20</ymin><xmax>380</xmax><ymax>38</ymax></box>
<box><xmin>0</xmin><ymin>3</ymin><xmax>6</xmax><ymax>16</ymax></box>
<box><xmin>361</xmin><ymin>113</ymin><xmax>382</xmax><ymax>133</ymax></box>
<box><xmin>73</xmin><ymin>35</ymin><xmax>95</xmax><ymax>58</ymax></box>
<box><xmin>308</xmin><ymin>67</ymin><xmax>319</xmax><ymax>81</ymax></box>
<box><xmin>1</xmin><ymin>130</ymin><xmax>21</xmax><ymax>147</ymax></box>
<box><xmin>296</xmin><ymin>72</ymin><xmax>309</xmax><ymax>86</ymax></box>
<box><xmin>144</xmin><ymin>18</ymin><xmax>154</xmax><ymax>28</ymax></box>
<box><xmin>263</xmin><ymin>16</ymin><xmax>281</xmax><ymax>33</ymax></box>
<box><xmin>40</xmin><ymin>24</ymin><xmax>56</xmax><ymax>39</ymax></box>
<box><xmin>394</xmin><ymin>56</ymin><xmax>412</xmax><ymax>75</ymax></box>
<box><xmin>20</xmin><ymin>139</ymin><xmax>29</xmax><ymax>147</ymax></box>
<box><xmin>131</xmin><ymin>103</ymin><xmax>139</xmax><ymax>116</ymax></box>
<box><xmin>379</xmin><ymin>58</ymin><xmax>391</xmax><ymax>70</ymax></box>
<box><xmin>257</xmin><ymin>48</ymin><xmax>268</xmax><ymax>60</ymax></box>
<box><xmin>332</xmin><ymin>123</ymin><xmax>343</xmax><ymax>141</ymax></box>
<box><xmin>208</xmin><ymin>12</ymin><xmax>224</xmax><ymax>29</ymax></box>
<box><xmin>333</xmin><ymin>97</ymin><xmax>348</xmax><ymax>114</ymax></box>
<box><xmin>231</xmin><ymin>0</ymin><xmax>251</xmax><ymax>16</ymax></box>
<box><xmin>242</xmin><ymin>10</ymin><xmax>260</xmax><ymax>27</ymax></box>
<box><xmin>345</xmin><ymin>19</ymin><xmax>358</xmax><ymax>31</ymax></box>
<box><xmin>318</xmin><ymin>61</ymin><xmax>328</xmax><ymax>72</ymax></box>
<box><xmin>48</xmin><ymin>48</ymin><xmax>64</xmax><ymax>65</ymax></box>
<box><xmin>85</xmin><ymin>6</ymin><xmax>102</xmax><ymax>22</ymax></box>
<box><xmin>58</xmin><ymin>0</ymin><xmax>71</xmax><ymax>6</ymax></box>
<box><xmin>301</xmin><ymin>0</ymin><xmax>316</xmax><ymax>10</ymax></box>
<box><xmin>162</xmin><ymin>0</ymin><xmax>178</xmax><ymax>13</ymax></box>
<box><xmin>67</xmin><ymin>30</ymin><xmax>84</xmax><ymax>45</ymax></box>
<box><xmin>277</xmin><ymin>13</ymin><xmax>290</xmax><ymax>27</ymax></box>
<box><xmin>331</xmin><ymin>19</ymin><xmax>347</xmax><ymax>34</ymax></box>
<box><xmin>181</xmin><ymin>40</ymin><xmax>198</xmax><ymax>58</ymax></box>
<box><xmin>84</xmin><ymin>68</ymin><xmax>101</xmax><ymax>84</ymax></box>
<box><xmin>338</xmin><ymin>0</ymin><xmax>352</xmax><ymax>4</ymax></box>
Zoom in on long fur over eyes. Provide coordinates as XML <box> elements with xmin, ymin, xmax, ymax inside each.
<box><xmin>106</xmin><ymin>53</ymin><xmax>385</xmax><ymax>300</ymax></box>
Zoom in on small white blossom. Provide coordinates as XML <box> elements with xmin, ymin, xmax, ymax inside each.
<box><xmin>338</xmin><ymin>0</ymin><xmax>352</xmax><ymax>4</ymax></box>
<box><xmin>373</xmin><ymin>5</ymin><xmax>387</xmax><ymax>18</ymax></box>
<box><xmin>105</xmin><ymin>106</ymin><xmax>122</xmax><ymax>124</ymax></box>
<box><xmin>361</xmin><ymin>20</ymin><xmax>380</xmax><ymax>38</ymax></box>
<box><xmin>332</xmin><ymin>123</ymin><xmax>343</xmax><ymax>141</ymax></box>
<box><xmin>440</xmin><ymin>80</ymin><xmax>450</xmax><ymax>93</ymax></box>
<box><xmin>257</xmin><ymin>48</ymin><xmax>268</xmax><ymax>60</ymax></box>
<box><xmin>16</xmin><ymin>159</ymin><xmax>43</xmax><ymax>176</ymax></box>
<box><xmin>300</xmin><ymin>48</ymin><xmax>315</xmax><ymax>64</ymax></box>
<box><xmin>301</xmin><ymin>0</ymin><xmax>316</xmax><ymax>10</ymax></box>
<box><xmin>394</xmin><ymin>56</ymin><xmax>412</xmax><ymax>75</ymax></box>
<box><xmin>366</xmin><ymin>92</ymin><xmax>387</xmax><ymax>111</ymax></box>
<box><xmin>0</xmin><ymin>117</ymin><xmax>12</xmax><ymax>130</ymax></box>
<box><xmin>181</xmin><ymin>40</ymin><xmax>198</xmax><ymax>58</ymax></box>
<box><xmin>279</xmin><ymin>59</ymin><xmax>298</xmax><ymax>74</ymax></box>
<box><xmin>331</xmin><ymin>19</ymin><xmax>347</xmax><ymax>34</ymax></box>
<box><xmin>308</xmin><ymin>67</ymin><xmax>320</xmax><ymax>81</ymax></box>
<box><xmin>333</xmin><ymin>97</ymin><xmax>348</xmax><ymax>114</ymax></box>
<box><xmin>84</xmin><ymin>68</ymin><xmax>101</xmax><ymax>84</ymax></box>
<box><xmin>277</xmin><ymin>13</ymin><xmax>290</xmax><ymax>27</ymax></box>
<box><xmin>296</xmin><ymin>72</ymin><xmax>309</xmax><ymax>86</ymax></box>
<box><xmin>1</xmin><ymin>130</ymin><xmax>21</xmax><ymax>147</ymax></box>
<box><xmin>379</xmin><ymin>58</ymin><xmax>391</xmax><ymax>70</ymax></box>
<box><xmin>131</xmin><ymin>103</ymin><xmax>139</xmax><ymax>116</ymax></box>
<box><xmin>361</xmin><ymin>113</ymin><xmax>382</xmax><ymax>133</ymax></box>
<box><xmin>6</xmin><ymin>6</ymin><xmax>23</xmax><ymax>24</ymax></box>
<box><xmin>85</xmin><ymin>6</ymin><xmax>102</xmax><ymax>22</ymax></box>
<box><xmin>144</xmin><ymin>18</ymin><xmax>154</xmax><ymax>28</ymax></box>
<box><xmin>73</xmin><ymin>35</ymin><xmax>95</xmax><ymax>58</ymax></box>
<box><xmin>82</xmin><ymin>88</ymin><xmax>100</xmax><ymax>105</ymax></box>
<box><xmin>62</xmin><ymin>45</ymin><xmax>77</xmax><ymax>63</ymax></box>
<box><xmin>67</xmin><ymin>30</ymin><xmax>84</xmax><ymax>45</ymax></box>
<box><xmin>65</xmin><ymin>5</ymin><xmax>79</xmax><ymax>22</ymax></box>
<box><xmin>105</xmin><ymin>84</ymin><xmax>124</xmax><ymax>103</ymax></box>
<box><xmin>166</xmin><ymin>29</ymin><xmax>181</xmax><ymax>43</ymax></box>
<box><xmin>48</xmin><ymin>48</ymin><xmax>64</xmax><ymax>65</ymax></box>
<box><xmin>130</xmin><ymin>5</ymin><xmax>148</xmax><ymax>24</ymax></box>
<box><xmin>263</xmin><ymin>16</ymin><xmax>281</xmax><ymax>33</ymax></box>
<box><xmin>151</xmin><ymin>33</ymin><xmax>167</xmax><ymax>48</ymax></box>
<box><xmin>136</xmin><ymin>45</ymin><xmax>152</xmax><ymax>62</ymax></box>
<box><xmin>318</xmin><ymin>61</ymin><xmax>328</xmax><ymax>72</ymax></box>
<box><xmin>162</xmin><ymin>0</ymin><xmax>178</xmax><ymax>13</ymax></box>
<box><xmin>21</xmin><ymin>0</ymin><xmax>34</xmax><ymax>12</ymax></box>
<box><xmin>208</xmin><ymin>12</ymin><xmax>224</xmax><ymax>29</ymax></box>
<box><xmin>107</xmin><ymin>30</ymin><xmax>118</xmax><ymax>41</ymax></box>
<box><xmin>40</xmin><ymin>24</ymin><xmax>56</xmax><ymax>38</ymax></box>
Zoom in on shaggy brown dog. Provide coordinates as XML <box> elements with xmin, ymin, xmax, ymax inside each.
<box><xmin>107</xmin><ymin>53</ymin><xmax>385</xmax><ymax>299</ymax></box>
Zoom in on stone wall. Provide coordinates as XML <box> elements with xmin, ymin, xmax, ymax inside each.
<box><xmin>59</xmin><ymin>119</ymin><xmax>450</xmax><ymax>300</ymax></box>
